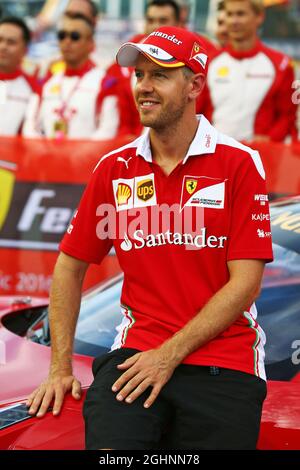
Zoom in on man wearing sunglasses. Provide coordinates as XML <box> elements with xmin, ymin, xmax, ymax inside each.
<box><xmin>23</xmin><ymin>12</ymin><xmax>118</xmax><ymax>140</ymax></box>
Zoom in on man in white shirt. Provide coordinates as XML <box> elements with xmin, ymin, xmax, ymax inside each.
<box><xmin>23</xmin><ymin>12</ymin><xmax>118</xmax><ymax>140</ymax></box>
<box><xmin>0</xmin><ymin>17</ymin><xmax>36</xmax><ymax>136</ymax></box>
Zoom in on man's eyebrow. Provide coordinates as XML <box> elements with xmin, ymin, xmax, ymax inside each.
<box><xmin>135</xmin><ymin>67</ymin><xmax>169</xmax><ymax>73</ymax></box>
<box><xmin>147</xmin><ymin>16</ymin><xmax>170</xmax><ymax>21</ymax></box>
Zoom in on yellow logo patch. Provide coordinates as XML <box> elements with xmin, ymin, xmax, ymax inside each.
<box><xmin>0</xmin><ymin>166</ymin><xmax>15</xmax><ymax>231</ymax></box>
<box><xmin>217</xmin><ymin>66</ymin><xmax>229</xmax><ymax>77</ymax></box>
<box><xmin>186</xmin><ymin>179</ymin><xmax>198</xmax><ymax>195</ymax></box>
<box><xmin>117</xmin><ymin>183</ymin><xmax>132</xmax><ymax>206</ymax></box>
<box><xmin>137</xmin><ymin>179</ymin><xmax>154</xmax><ymax>202</ymax></box>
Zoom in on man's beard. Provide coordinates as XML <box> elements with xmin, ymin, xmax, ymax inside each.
<box><xmin>139</xmin><ymin>93</ymin><xmax>188</xmax><ymax>131</ymax></box>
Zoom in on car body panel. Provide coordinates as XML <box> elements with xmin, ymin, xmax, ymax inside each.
<box><xmin>0</xmin><ymin>298</ymin><xmax>93</xmax><ymax>405</ymax></box>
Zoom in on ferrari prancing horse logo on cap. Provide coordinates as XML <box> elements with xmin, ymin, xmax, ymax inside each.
<box><xmin>192</xmin><ymin>42</ymin><xmax>200</xmax><ymax>54</ymax></box>
<box><xmin>190</xmin><ymin>42</ymin><xmax>208</xmax><ymax>70</ymax></box>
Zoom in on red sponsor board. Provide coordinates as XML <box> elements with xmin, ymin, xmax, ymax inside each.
<box><xmin>0</xmin><ymin>137</ymin><xmax>299</xmax><ymax>296</ymax></box>
<box><xmin>0</xmin><ymin>137</ymin><xmax>127</xmax><ymax>296</ymax></box>
<box><xmin>249</xmin><ymin>140</ymin><xmax>300</xmax><ymax>198</ymax></box>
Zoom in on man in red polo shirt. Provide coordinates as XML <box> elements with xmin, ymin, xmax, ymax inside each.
<box><xmin>27</xmin><ymin>26</ymin><xmax>273</xmax><ymax>450</ymax></box>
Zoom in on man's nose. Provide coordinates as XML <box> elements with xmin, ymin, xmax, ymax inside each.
<box><xmin>136</xmin><ymin>75</ymin><xmax>154</xmax><ymax>93</ymax></box>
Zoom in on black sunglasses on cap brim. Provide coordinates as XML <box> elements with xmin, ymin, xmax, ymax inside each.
<box><xmin>57</xmin><ymin>30</ymin><xmax>82</xmax><ymax>41</ymax></box>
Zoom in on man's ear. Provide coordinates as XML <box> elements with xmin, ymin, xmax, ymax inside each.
<box><xmin>256</xmin><ymin>11</ymin><xmax>265</xmax><ymax>29</ymax></box>
<box><xmin>189</xmin><ymin>73</ymin><xmax>206</xmax><ymax>100</ymax></box>
<box><xmin>89</xmin><ymin>38</ymin><xmax>95</xmax><ymax>53</ymax></box>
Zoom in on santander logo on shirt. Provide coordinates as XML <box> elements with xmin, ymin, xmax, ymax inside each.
<box><xmin>120</xmin><ymin>229</ymin><xmax>227</xmax><ymax>252</ymax></box>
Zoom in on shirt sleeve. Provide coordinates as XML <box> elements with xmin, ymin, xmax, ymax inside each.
<box><xmin>227</xmin><ymin>150</ymin><xmax>273</xmax><ymax>262</ymax></box>
<box><xmin>59</xmin><ymin>159</ymin><xmax>113</xmax><ymax>264</ymax></box>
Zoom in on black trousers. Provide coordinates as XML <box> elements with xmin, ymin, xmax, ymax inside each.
<box><xmin>83</xmin><ymin>348</ymin><xmax>267</xmax><ymax>450</ymax></box>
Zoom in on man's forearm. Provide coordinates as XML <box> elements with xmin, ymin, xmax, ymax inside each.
<box><xmin>49</xmin><ymin>253</ymin><xmax>88</xmax><ymax>375</ymax></box>
<box><xmin>159</xmin><ymin>260</ymin><xmax>264</xmax><ymax>366</ymax></box>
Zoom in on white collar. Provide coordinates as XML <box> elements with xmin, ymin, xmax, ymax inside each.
<box><xmin>136</xmin><ymin>115</ymin><xmax>218</xmax><ymax>164</ymax></box>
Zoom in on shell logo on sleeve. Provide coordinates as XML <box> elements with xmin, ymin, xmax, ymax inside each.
<box><xmin>117</xmin><ymin>183</ymin><xmax>132</xmax><ymax>206</ymax></box>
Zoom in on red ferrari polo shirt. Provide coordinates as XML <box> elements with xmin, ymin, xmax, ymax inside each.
<box><xmin>60</xmin><ymin>115</ymin><xmax>273</xmax><ymax>379</ymax></box>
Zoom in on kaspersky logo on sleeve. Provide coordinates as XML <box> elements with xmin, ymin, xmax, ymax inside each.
<box><xmin>0</xmin><ymin>161</ymin><xmax>17</xmax><ymax>231</ymax></box>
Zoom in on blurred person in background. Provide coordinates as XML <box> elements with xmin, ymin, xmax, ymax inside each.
<box><xmin>198</xmin><ymin>0</ymin><xmax>297</xmax><ymax>142</ymax></box>
<box><xmin>176</xmin><ymin>0</ymin><xmax>191</xmax><ymax>28</ymax></box>
<box><xmin>99</xmin><ymin>0</ymin><xmax>184</xmax><ymax>140</ymax></box>
<box><xmin>215</xmin><ymin>1</ymin><xmax>229</xmax><ymax>47</ymax></box>
<box><xmin>0</xmin><ymin>17</ymin><xmax>37</xmax><ymax>136</ymax></box>
<box><xmin>144</xmin><ymin>1</ymin><xmax>217</xmax><ymax>55</ymax></box>
<box><xmin>66</xmin><ymin>0</ymin><xmax>98</xmax><ymax>26</ymax></box>
<box><xmin>35</xmin><ymin>0</ymin><xmax>98</xmax><ymax>35</ymax></box>
<box><xmin>23</xmin><ymin>12</ymin><xmax>119</xmax><ymax>140</ymax></box>
<box><xmin>144</xmin><ymin>0</ymin><xmax>181</xmax><ymax>34</ymax></box>
<box><xmin>37</xmin><ymin>0</ymin><xmax>100</xmax><ymax>79</ymax></box>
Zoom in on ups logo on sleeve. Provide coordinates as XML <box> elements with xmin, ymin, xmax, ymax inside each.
<box><xmin>137</xmin><ymin>179</ymin><xmax>154</xmax><ymax>201</ymax></box>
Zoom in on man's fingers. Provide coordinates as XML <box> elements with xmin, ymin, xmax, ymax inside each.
<box><xmin>115</xmin><ymin>371</ymin><xmax>146</xmax><ymax>401</ymax></box>
<box><xmin>52</xmin><ymin>387</ymin><xmax>65</xmax><ymax>416</ymax></box>
<box><xmin>143</xmin><ymin>384</ymin><xmax>161</xmax><ymax>409</ymax></box>
<box><xmin>26</xmin><ymin>375</ymin><xmax>81</xmax><ymax>418</ymax></box>
<box><xmin>72</xmin><ymin>379</ymin><xmax>82</xmax><ymax>399</ymax></box>
<box><xmin>112</xmin><ymin>366</ymin><xmax>139</xmax><ymax>392</ymax></box>
<box><xmin>123</xmin><ymin>378</ymin><xmax>152</xmax><ymax>404</ymax></box>
<box><xmin>117</xmin><ymin>353</ymin><xmax>140</xmax><ymax>370</ymax></box>
<box><xmin>26</xmin><ymin>389</ymin><xmax>39</xmax><ymax>407</ymax></box>
<box><xmin>28</xmin><ymin>386</ymin><xmax>48</xmax><ymax>415</ymax></box>
<box><xmin>36</xmin><ymin>387</ymin><xmax>56</xmax><ymax>417</ymax></box>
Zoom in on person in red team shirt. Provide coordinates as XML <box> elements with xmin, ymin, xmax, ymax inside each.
<box><xmin>198</xmin><ymin>0</ymin><xmax>297</xmax><ymax>142</ymax></box>
<box><xmin>0</xmin><ymin>17</ymin><xmax>38</xmax><ymax>136</ymax></box>
<box><xmin>27</xmin><ymin>26</ymin><xmax>273</xmax><ymax>450</ymax></box>
<box><xmin>215</xmin><ymin>1</ymin><xmax>229</xmax><ymax>47</ymax></box>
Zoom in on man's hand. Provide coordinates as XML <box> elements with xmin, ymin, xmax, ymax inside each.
<box><xmin>26</xmin><ymin>374</ymin><xmax>82</xmax><ymax>418</ymax></box>
<box><xmin>111</xmin><ymin>349</ymin><xmax>178</xmax><ymax>409</ymax></box>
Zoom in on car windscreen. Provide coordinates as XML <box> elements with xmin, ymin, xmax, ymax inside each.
<box><xmin>257</xmin><ymin>243</ymin><xmax>300</xmax><ymax>381</ymax></box>
<box><xmin>270</xmin><ymin>202</ymin><xmax>300</xmax><ymax>255</ymax></box>
<box><xmin>74</xmin><ymin>280</ymin><xmax>123</xmax><ymax>357</ymax></box>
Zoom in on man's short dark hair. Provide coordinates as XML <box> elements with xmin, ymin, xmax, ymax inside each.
<box><xmin>86</xmin><ymin>0</ymin><xmax>98</xmax><ymax>19</ymax></box>
<box><xmin>146</xmin><ymin>0</ymin><xmax>181</xmax><ymax>22</ymax></box>
<box><xmin>67</xmin><ymin>0</ymin><xmax>98</xmax><ymax>19</ymax></box>
<box><xmin>63</xmin><ymin>11</ymin><xmax>95</xmax><ymax>34</ymax></box>
<box><xmin>218</xmin><ymin>1</ymin><xmax>225</xmax><ymax>12</ymax></box>
<box><xmin>0</xmin><ymin>16</ymin><xmax>31</xmax><ymax>45</ymax></box>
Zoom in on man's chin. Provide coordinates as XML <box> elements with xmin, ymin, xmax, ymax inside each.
<box><xmin>140</xmin><ymin>117</ymin><xmax>156</xmax><ymax>128</ymax></box>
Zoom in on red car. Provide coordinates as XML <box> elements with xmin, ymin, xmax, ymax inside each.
<box><xmin>0</xmin><ymin>198</ymin><xmax>300</xmax><ymax>450</ymax></box>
